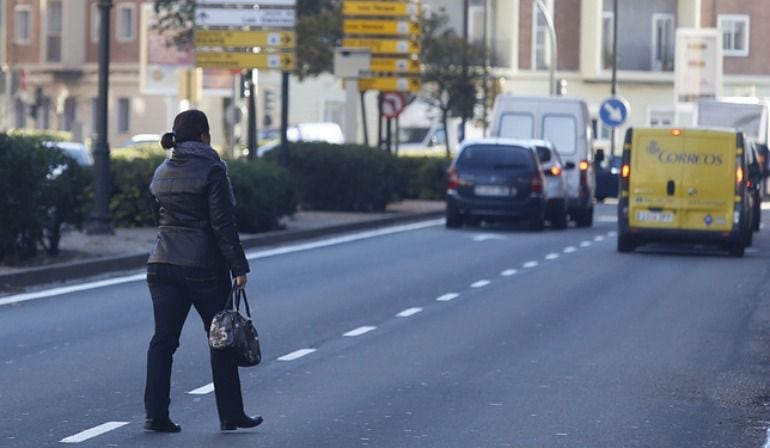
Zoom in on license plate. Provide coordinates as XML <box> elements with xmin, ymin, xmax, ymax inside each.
<box><xmin>474</xmin><ymin>185</ymin><xmax>513</xmax><ymax>197</ymax></box>
<box><xmin>635</xmin><ymin>210</ymin><xmax>674</xmax><ymax>223</ymax></box>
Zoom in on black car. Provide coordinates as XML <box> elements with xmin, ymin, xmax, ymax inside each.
<box><xmin>594</xmin><ymin>151</ymin><xmax>621</xmax><ymax>202</ymax></box>
<box><xmin>445</xmin><ymin>138</ymin><xmax>548</xmax><ymax>230</ymax></box>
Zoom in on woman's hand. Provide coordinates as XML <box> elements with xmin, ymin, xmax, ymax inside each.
<box><xmin>235</xmin><ymin>274</ymin><xmax>247</xmax><ymax>289</ymax></box>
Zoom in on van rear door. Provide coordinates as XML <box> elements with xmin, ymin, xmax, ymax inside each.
<box><xmin>629</xmin><ymin>129</ymin><xmax>684</xmax><ymax>229</ymax></box>
<box><xmin>678</xmin><ymin>130</ymin><xmax>736</xmax><ymax>232</ymax></box>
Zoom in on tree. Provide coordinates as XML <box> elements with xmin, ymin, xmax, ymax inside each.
<box><xmin>152</xmin><ymin>0</ymin><xmax>342</xmax><ymax>79</ymax></box>
<box><xmin>420</xmin><ymin>10</ymin><xmax>487</xmax><ymax>157</ymax></box>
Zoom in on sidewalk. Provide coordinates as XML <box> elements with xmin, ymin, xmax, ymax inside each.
<box><xmin>0</xmin><ymin>200</ymin><xmax>444</xmax><ymax>293</ymax></box>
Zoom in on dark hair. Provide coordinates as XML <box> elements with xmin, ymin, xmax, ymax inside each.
<box><xmin>160</xmin><ymin>109</ymin><xmax>211</xmax><ymax>149</ymax></box>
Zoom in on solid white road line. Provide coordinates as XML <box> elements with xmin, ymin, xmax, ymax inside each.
<box><xmin>245</xmin><ymin>220</ymin><xmax>443</xmax><ymax>261</ymax></box>
<box><xmin>580</xmin><ymin>241</ymin><xmax>592</xmax><ymax>247</ymax></box>
<box><xmin>436</xmin><ymin>293</ymin><xmax>460</xmax><ymax>302</ymax></box>
<box><xmin>277</xmin><ymin>348</ymin><xmax>316</xmax><ymax>361</ymax></box>
<box><xmin>187</xmin><ymin>383</ymin><xmax>215</xmax><ymax>395</ymax></box>
<box><xmin>523</xmin><ymin>261</ymin><xmax>538</xmax><ymax>268</ymax></box>
<box><xmin>397</xmin><ymin>307</ymin><xmax>423</xmax><ymax>318</ymax></box>
<box><xmin>500</xmin><ymin>269</ymin><xmax>518</xmax><ymax>277</ymax></box>
<box><xmin>564</xmin><ymin>246</ymin><xmax>577</xmax><ymax>253</ymax></box>
<box><xmin>545</xmin><ymin>253</ymin><xmax>559</xmax><ymax>260</ymax></box>
<box><xmin>0</xmin><ymin>219</ymin><xmax>443</xmax><ymax>307</ymax></box>
<box><xmin>343</xmin><ymin>326</ymin><xmax>377</xmax><ymax>337</ymax></box>
<box><xmin>60</xmin><ymin>421</ymin><xmax>129</xmax><ymax>444</ymax></box>
<box><xmin>471</xmin><ymin>280</ymin><xmax>491</xmax><ymax>288</ymax></box>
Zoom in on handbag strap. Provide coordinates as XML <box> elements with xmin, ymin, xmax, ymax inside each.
<box><xmin>228</xmin><ymin>281</ymin><xmax>252</xmax><ymax>318</ymax></box>
<box><xmin>238</xmin><ymin>288</ymin><xmax>253</xmax><ymax>318</ymax></box>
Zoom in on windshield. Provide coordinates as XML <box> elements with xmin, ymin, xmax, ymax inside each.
<box><xmin>457</xmin><ymin>145</ymin><xmax>534</xmax><ymax>170</ymax></box>
<box><xmin>399</xmin><ymin>127</ymin><xmax>431</xmax><ymax>144</ymax></box>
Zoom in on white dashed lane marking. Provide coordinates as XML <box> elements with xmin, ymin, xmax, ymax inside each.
<box><xmin>594</xmin><ymin>235</ymin><xmax>605</xmax><ymax>242</ymax></box>
<box><xmin>501</xmin><ymin>269</ymin><xmax>518</xmax><ymax>277</ymax></box>
<box><xmin>277</xmin><ymin>348</ymin><xmax>316</xmax><ymax>361</ymax></box>
<box><xmin>523</xmin><ymin>261</ymin><xmax>539</xmax><ymax>268</ymax></box>
<box><xmin>397</xmin><ymin>307</ymin><xmax>423</xmax><ymax>318</ymax></box>
<box><xmin>580</xmin><ymin>241</ymin><xmax>592</xmax><ymax>247</ymax></box>
<box><xmin>471</xmin><ymin>280</ymin><xmax>491</xmax><ymax>288</ymax></box>
<box><xmin>436</xmin><ymin>293</ymin><xmax>460</xmax><ymax>302</ymax></box>
<box><xmin>60</xmin><ymin>421</ymin><xmax>130</xmax><ymax>444</ymax></box>
<box><xmin>564</xmin><ymin>246</ymin><xmax>577</xmax><ymax>253</ymax></box>
<box><xmin>545</xmin><ymin>253</ymin><xmax>559</xmax><ymax>260</ymax></box>
<box><xmin>187</xmin><ymin>383</ymin><xmax>214</xmax><ymax>395</ymax></box>
<box><xmin>607</xmin><ymin>231</ymin><xmax>617</xmax><ymax>237</ymax></box>
<box><xmin>343</xmin><ymin>326</ymin><xmax>377</xmax><ymax>337</ymax></box>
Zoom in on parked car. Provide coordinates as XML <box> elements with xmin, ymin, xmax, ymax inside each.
<box><xmin>489</xmin><ymin>95</ymin><xmax>596</xmax><ymax>227</ymax></box>
<box><xmin>256</xmin><ymin>122</ymin><xmax>344</xmax><ymax>157</ymax></box>
<box><xmin>617</xmin><ymin>127</ymin><xmax>754</xmax><ymax>257</ymax></box>
<box><xmin>594</xmin><ymin>151</ymin><xmax>621</xmax><ymax>202</ymax></box>
<box><xmin>43</xmin><ymin>141</ymin><xmax>93</xmax><ymax>167</ymax></box>
<box><xmin>531</xmin><ymin>140</ymin><xmax>569</xmax><ymax>229</ymax></box>
<box><xmin>118</xmin><ymin>134</ymin><xmax>161</xmax><ymax>149</ymax></box>
<box><xmin>445</xmin><ymin>138</ymin><xmax>549</xmax><ymax>231</ymax></box>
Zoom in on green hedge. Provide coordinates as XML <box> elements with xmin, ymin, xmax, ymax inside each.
<box><xmin>396</xmin><ymin>156</ymin><xmax>449</xmax><ymax>200</ymax></box>
<box><xmin>110</xmin><ymin>155</ymin><xmax>166</xmax><ymax>227</ymax></box>
<box><xmin>267</xmin><ymin>142</ymin><xmax>401</xmax><ymax>211</ymax></box>
<box><xmin>0</xmin><ymin>135</ymin><xmax>91</xmax><ymax>261</ymax></box>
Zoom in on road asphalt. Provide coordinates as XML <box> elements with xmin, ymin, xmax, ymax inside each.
<box><xmin>0</xmin><ymin>200</ymin><xmax>444</xmax><ymax>293</ymax></box>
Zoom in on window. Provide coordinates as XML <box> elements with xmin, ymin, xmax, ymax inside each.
<box><xmin>116</xmin><ymin>3</ymin><xmax>136</xmax><ymax>42</ymax></box>
<box><xmin>91</xmin><ymin>3</ymin><xmax>100</xmax><ymax>43</ymax></box>
<box><xmin>543</xmin><ymin>115</ymin><xmax>577</xmax><ymax>155</ymax></box>
<box><xmin>601</xmin><ymin>12</ymin><xmax>614</xmax><ymax>70</ymax></box>
<box><xmin>457</xmin><ymin>144</ymin><xmax>534</xmax><ymax>170</ymax></box>
<box><xmin>719</xmin><ymin>15</ymin><xmax>750</xmax><ymax>57</ymax></box>
<box><xmin>648</xmin><ymin>108</ymin><xmax>674</xmax><ymax>127</ymax></box>
<box><xmin>46</xmin><ymin>1</ymin><xmax>63</xmax><ymax>63</ymax></box>
<box><xmin>532</xmin><ymin>0</ymin><xmax>554</xmax><ymax>70</ymax></box>
<box><xmin>652</xmin><ymin>14</ymin><xmax>675</xmax><ymax>71</ymax></box>
<box><xmin>499</xmin><ymin>113</ymin><xmax>534</xmax><ymax>139</ymax></box>
<box><xmin>467</xmin><ymin>2</ymin><xmax>485</xmax><ymax>45</ymax></box>
<box><xmin>14</xmin><ymin>6</ymin><xmax>32</xmax><ymax>44</ymax></box>
<box><xmin>117</xmin><ymin>98</ymin><xmax>130</xmax><ymax>133</ymax></box>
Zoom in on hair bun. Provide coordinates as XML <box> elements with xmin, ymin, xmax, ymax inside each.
<box><xmin>160</xmin><ymin>132</ymin><xmax>175</xmax><ymax>149</ymax></box>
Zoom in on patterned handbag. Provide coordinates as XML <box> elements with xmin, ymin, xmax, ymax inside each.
<box><xmin>209</xmin><ymin>283</ymin><xmax>262</xmax><ymax>367</ymax></box>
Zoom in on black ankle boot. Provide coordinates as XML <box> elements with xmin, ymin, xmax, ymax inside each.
<box><xmin>220</xmin><ymin>414</ymin><xmax>263</xmax><ymax>431</ymax></box>
<box><xmin>144</xmin><ymin>417</ymin><xmax>181</xmax><ymax>433</ymax></box>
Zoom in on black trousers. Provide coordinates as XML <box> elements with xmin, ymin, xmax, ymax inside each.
<box><xmin>144</xmin><ymin>263</ymin><xmax>244</xmax><ymax>422</ymax></box>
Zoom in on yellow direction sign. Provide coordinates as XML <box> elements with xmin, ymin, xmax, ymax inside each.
<box><xmin>195</xmin><ymin>30</ymin><xmax>296</xmax><ymax>49</ymax></box>
<box><xmin>359</xmin><ymin>77</ymin><xmax>421</xmax><ymax>93</ymax></box>
<box><xmin>342</xmin><ymin>38</ymin><xmax>420</xmax><ymax>55</ymax></box>
<box><xmin>369</xmin><ymin>57</ymin><xmax>421</xmax><ymax>74</ymax></box>
<box><xmin>343</xmin><ymin>1</ymin><xmax>420</xmax><ymax>17</ymax></box>
<box><xmin>343</xmin><ymin>19</ymin><xmax>421</xmax><ymax>36</ymax></box>
<box><xmin>195</xmin><ymin>51</ymin><xmax>296</xmax><ymax>70</ymax></box>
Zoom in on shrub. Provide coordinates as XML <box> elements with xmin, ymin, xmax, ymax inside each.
<box><xmin>110</xmin><ymin>155</ymin><xmax>166</xmax><ymax>227</ymax></box>
<box><xmin>267</xmin><ymin>142</ymin><xmax>401</xmax><ymax>211</ymax></box>
<box><xmin>0</xmin><ymin>134</ymin><xmax>91</xmax><ymax>261</ymax></box>
<box><xmin>396</xmin><ymin>156</ymin><xmax>450</xmax><ymax>200</ymax></box>
<box><xmin>228</xmin><ymin>160</ymin><xmax>297</xmax><ymax>232</ymax></box>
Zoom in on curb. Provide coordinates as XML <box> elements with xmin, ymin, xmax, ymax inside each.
<box><xmin>0</xmin><ymin>210</ymin><xmax>443</xmax><ymax>291</ymax></box>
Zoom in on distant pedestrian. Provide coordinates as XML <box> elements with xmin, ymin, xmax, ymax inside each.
<box><xmin>143</xmin><ymin>109</ymin><xmax>262</xmax><ymax>432</ymax></box>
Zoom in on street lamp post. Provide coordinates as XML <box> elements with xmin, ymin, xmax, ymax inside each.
<box><xmin>534</xmin><ymin>0</ymin><xmax>558</xmax><ymax>95</ymax></box>
<box><xmin>87</xmin><ymin>0</ymin><xmax>114</xmax><ymax>234</ymax></box>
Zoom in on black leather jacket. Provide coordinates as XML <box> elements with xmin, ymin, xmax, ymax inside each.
<box><xmin>147</xmin><ymin>141</ymin><xmax>250</xmax><ymax>277</ymax></box>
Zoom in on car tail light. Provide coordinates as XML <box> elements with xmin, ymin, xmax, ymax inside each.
<box><xmin>531</xmin><ymin>174</ymin><xmax>544</xmax><ymax>193</ymax></box>
<box><xmin>736</xmin><ymin>166</ymin><xmax>744</xmax><ymax>184</ymax></box>
<box><xmin>548</xmin><ymin>166</ymin><xmax>562</xmax><ymax>177</ymax></box>
<box><xmin>579</xmin><ymin>160</ymin><xmax>590</xmax><ymax>171</ymax></box>
<box><xmin>621</xmin><ymin>164</ymin><xmax>630</xmax><ymax>178</ymax></box>
<box><xmin>447</xmin><ymin>167</ymin><xmax>460</xmax><ymax>190</ymax></box>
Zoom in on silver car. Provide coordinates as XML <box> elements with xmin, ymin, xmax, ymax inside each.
<box><xmin>531</xmin><ymin>140</ymin><xmax>569</xmax><ymax>229</ymax></box>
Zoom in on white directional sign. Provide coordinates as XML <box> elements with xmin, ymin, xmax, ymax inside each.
<box><xmin>197</xmin><ymin>0</ymin><xmax>295</xmax><ymax>4</ymax></box>
<box><xmin>194</xmin><ymin>7</ymin><xmax>296</xmax><ymax>27</ymax></box>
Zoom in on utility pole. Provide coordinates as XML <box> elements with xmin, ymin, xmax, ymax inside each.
<box><xmin>279</xmin><ymin>71</ymin><xmax>289</xmax><ymax>167</ymax></box>
<box><xmin>460</xmin><ymin>0</ymin><xmax>469</xmax><ymax>143</ymax></box>
<box><xmin>610</xmin><ymin>0</ymin><xmax>618</xmax><ymax>156</ymax></box>
<box><xmin>87</xmin><ymin>0</ymin><xmax>114</xmax><ymax>235</ymax></box>
<box><xmin>246</xmin><ymin>69</ymin><xmax>257</xmax><ymax>160</ymax></box>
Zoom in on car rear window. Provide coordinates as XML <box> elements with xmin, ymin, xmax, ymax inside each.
<box><xmin>456</xmin><ymin>145</ymin><xmax>534</xmax><ymax>170</ymax></box>
<box><xmin>535</xmin><ymin>146</ymin><xmax>552</xmax><ymax>163</ymax></box>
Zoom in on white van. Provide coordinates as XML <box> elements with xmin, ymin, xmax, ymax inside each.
<box><xmin>490</xmin><ymin>95</ymin><xmax>596</xmax><ymax>226</ymax></box>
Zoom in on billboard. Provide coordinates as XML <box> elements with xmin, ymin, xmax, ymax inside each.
<box><xmin>674</xmin><ymin>28</ymin><xmax>723</xmax><ymax>104</ymax></box>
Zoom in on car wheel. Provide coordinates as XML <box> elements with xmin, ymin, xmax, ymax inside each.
<box><xmin>575</xmin><ymin>206</ymin><xmax>594</xmax><ymax>228</ymax></box>
<box><xmin>728</xmin><ymin>238</ymin><xmax>745</xmax><ymax>257</ymax></box>
<box><xmin>446</xmin><ymin>210</ymin><xmax>462</xmax><ymax>229</ymax></box>
<box><xmin>752</xmin><ymin>197</ymin><xmax>761</xmax><ymax>231</ymax></box>
<box><xmin>465</xmin><ymin>215</ymin><xmax>481</xmax><ymax>227</ymax></box>
<box><xmin>617</xmin><ymin>234</ymin><xmax>636</xmax><ymax>253</ymax></box>
<box><xmin>529</xmin><ymin>209</ymin><xmax>545</xmax><ymax>232</ymax></box>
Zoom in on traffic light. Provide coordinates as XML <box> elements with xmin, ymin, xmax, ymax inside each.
<box><xmin>557</xmin><ymin>78</ymin><xmax>568</xmax><ymax>96</ymax></box>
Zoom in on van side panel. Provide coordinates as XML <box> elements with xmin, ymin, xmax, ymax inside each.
<box><xmin>678</xmin><ymin>132</ymin><xmax>736</xmax><ymax>231</ymax></box>
<box><xmin>629</xmin><ymin>129</ymin><xmax>684</xmax><ymax>229</ymax></box>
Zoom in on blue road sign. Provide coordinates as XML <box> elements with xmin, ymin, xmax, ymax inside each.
<box><xmin>599</xmin><ymin>96</ymin><xmax>630</xmax><ymax>128</ymax></box>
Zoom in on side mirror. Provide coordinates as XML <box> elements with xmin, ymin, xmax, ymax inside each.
<box><xmin>565</xmin><ymin>161</ymin><xmax>576</xmax><ymax>170</ymax></box>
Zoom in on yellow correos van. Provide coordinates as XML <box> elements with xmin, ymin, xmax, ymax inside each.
<box><xmin>617</xmin><ymin>127</ymin><xmax>752</xmax><ymax>257</ymax></box>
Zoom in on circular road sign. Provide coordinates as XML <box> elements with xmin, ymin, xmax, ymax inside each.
<box><xmin>381</xmin><ymin>92</ymin><xmax>407</xmax><ymax>119</ymax></box>
<box><xmin>599</xmin><ymin>96</ymin><xmax>630</xmax><ymax>128</ymax></box>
